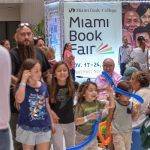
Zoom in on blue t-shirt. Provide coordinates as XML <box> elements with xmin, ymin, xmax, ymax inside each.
<box><xmin>17</xmin><ymin>82</ymin><xmax>50</xmax><ymax>132</ymax></box>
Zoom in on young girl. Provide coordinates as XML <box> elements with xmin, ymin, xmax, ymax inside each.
<box><xmin>50</xmin><ymin>61</ymin><xmax>76</xmax><ymax>150</ymax></box>
<box><xmin>106</xmin><ymin>81</ymin><xmax>140</xmax><ymax>150</ymax></box>
<box><xmin>75</xmin><ymin>81</ymin><xmax>113</xmax><ymax>150</ymax></box>
<box><xmin>15</xmin><ymin>58</ymin><xmax>54</xmax><ymax>150</ymax></box>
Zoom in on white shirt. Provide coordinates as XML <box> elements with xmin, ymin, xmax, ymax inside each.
<box><xmin>0</xmin><ymin>46</ymin><xmax>11</xmax><ymax>129</ymax></box>
<box><xmin>131</xmin><ymin>47</ymin><xmax>148</xmax><ymax>72</ymax></box>
<box><xmin>132</xmin><ymin>87</ymin><xmax>150</xmax><ymax>128</ymax></box>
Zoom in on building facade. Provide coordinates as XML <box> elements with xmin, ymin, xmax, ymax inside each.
<box><xmin>0</xmin><ymin>0</ymin><xmax>44</xmax><ymax>46</ymax></box>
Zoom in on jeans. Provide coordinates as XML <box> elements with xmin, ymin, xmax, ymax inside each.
<box><xmin>120</xmin><ymin>63</ymin><xmax>126</xmax><ymax>75</ymax></box>
<box><xmin>0</xmin><ymin>128</ymin><xmax>10</xmax><ymax>150</ymax></box>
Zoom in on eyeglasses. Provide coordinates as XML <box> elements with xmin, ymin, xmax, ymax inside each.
<box><xmin>18</xmin><ymin>23</ymin><xmax>30</xmax><ymax>28</ymax></box>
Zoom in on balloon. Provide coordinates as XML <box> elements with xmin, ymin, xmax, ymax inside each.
<box><xmin>98</xmin><ymin>121</ymin><xmax>112</xmax><ymax>148</ymax></box>
<box><xmin>101</xmin><ymin>126</ymin><xmax>106</xmax><ymax>134</ymax></box>
<box><xmin>102</xmin><ymin>71</ymin><xmax>114</xmax><ymax>85</ymax></box>
<box><xmin>102</xmin><ymin>71</ymin><xmax>144</xmax><ymax>104</ymax></box>
<box><xmin>67</xmin><ymin>113</ymin><xmax>101</xmax><ymax>150</ymax></box>
<box><xmin>113</xmin><ymin>86</ymin><xmax>144</xmax><ymax>104</ymax></box>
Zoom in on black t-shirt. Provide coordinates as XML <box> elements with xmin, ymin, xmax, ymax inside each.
<box><xmin>51</xmin><ymin>84</ymin><xmax>74</xmax><ymax>124</ymax></box>
<box><xmin>10</xmin><ymin>47</ymin><xmax>50</xmax><ymax>76</ymax></box>
<box><xmin>10</xmin><ymin>47</ymin><xmax>50</xmax><ymax>113</ymax></box>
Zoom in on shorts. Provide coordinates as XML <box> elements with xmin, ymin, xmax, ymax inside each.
<box><xmin>16</xmin><ymin>126</ymin><xmax>51</xmax><ymax>145</ymax></box>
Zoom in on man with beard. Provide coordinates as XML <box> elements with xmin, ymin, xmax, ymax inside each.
<box><xmin>9</xmin><ymin>23</ymin><xmax>50</xmax><ymax>150</ymax></box>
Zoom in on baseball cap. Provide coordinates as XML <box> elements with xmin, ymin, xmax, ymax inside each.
<box><xmin>122</xmin><ymin>67</ymin><xmax>138</xmax><ymax>80</ymax></box>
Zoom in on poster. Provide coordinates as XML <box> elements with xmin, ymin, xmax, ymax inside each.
<box><xmin>45</xmin><ymin>2</ymin><xmax>62</xmax><ymax>61</ymax></box>
<box><xmin>64</xmin><ymin>2</ymin><xmax>122</xmax><ymax>80</ymax></box>
<box><xmin>122</xmin><ymin>2</ymin><xmax>150</xmax><ymax>69</ymax></box>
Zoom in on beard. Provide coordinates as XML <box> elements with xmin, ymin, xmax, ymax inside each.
<box><xmin>17</xmin><ymin>40</ymin><xmax>36</xmax><ymax>64</ymax></box>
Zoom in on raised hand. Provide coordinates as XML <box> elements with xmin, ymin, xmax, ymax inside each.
<box><xmin>21</xmin><ymin>70</ymin><xmax>31</xmax><ymax>83</ymax></box>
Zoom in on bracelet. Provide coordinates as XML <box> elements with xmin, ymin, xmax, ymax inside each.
<box><xmin>20</xmin><ymin>82</ymin><xmax>26</xmax><ymax>87</ymax></box>
<box><xmin>83</xmin><ymin>116</ymin><xmax>88</xmax><ymax>123</ymax></box>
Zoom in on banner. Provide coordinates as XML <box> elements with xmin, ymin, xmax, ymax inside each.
<box><xmin>122</xmin><ymin>2</ymin><xmax>150</xmax><ymax>48</ymax></box>
<box><xmin>45</xmin><ymin>2</ymin><xmax>62</xmax><ymax>61</ymax></box>
<box><xmin>64</xmin><ymin>2</ymin><xmax>122</xmax><ymax>80</ymax></box>
<box><xmin>122</xmin><ymin>2</ymin><xmax>150</xmax><ymax>69</ymax></box>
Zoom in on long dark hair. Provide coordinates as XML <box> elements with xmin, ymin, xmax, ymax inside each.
<box><xmin>77</xmin><ymin>81</ymin><xmax>97</xmax><ymax>105</ymax></box>
<box><xmin>62</xmin><ymin>42</ymin><xmax>71</xmax><ymax>60</ymax></box>
<box><xmin>17</xmin><ymin>58</ymin><xmax>40</xmax><ymax>85</ymax></box>
<box><xmin>50</xmin><ymin>61</ymin><xmax>75</xmax><ymax>103</ymax></box>
<box><xmin>137</xmin><ymin>36</ymin><xmax>146</xmax><ymax>52</ymax></box>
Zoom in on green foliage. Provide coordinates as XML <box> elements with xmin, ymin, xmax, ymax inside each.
<box><xmin>31</xmin><ymin>19</ymin><xmax>45</xmax><ymax>38</ymax></box>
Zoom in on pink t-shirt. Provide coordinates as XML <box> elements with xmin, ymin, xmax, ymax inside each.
<box><xmin>0</xmin><ymin>46</ymin><xmax>11</xmax><ymax>129</ymax></box>
<box><xmin>64</xmin><ymin>49</ymin><xmax>75</xmax><ymax>70</ymax></box>
<box><xmin>96</xmin><ymin>71</ymin><xmax>122</xmax><ymax>99</ymax></box>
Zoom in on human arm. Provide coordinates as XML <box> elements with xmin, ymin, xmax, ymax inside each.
<box><xmin>46</xmin><ymin>98</ymin><xmax>56</xmax><ymax>133</ymax></box>
<box><xmin>50</xmin><ymin>109</ymin><xmax>59</xmax><ymax>124</ymax></box>
<box><xmin>106</xmin><ymin>99</ymin><xmax>115</xmax><ymax>138</ymax></box>
<box><xmin>64</xmin><ymin>50</ymin><xmax>74</xmax><ymax>66</ymax></box>
<box><xmin>75</xmin><ymin>104</ymin><xmax>99</xmax><ymax>126</ymax></box>
<box><xmin>15</xmin><ymin>70</ymin><xmax>31</xmax><ymax>103</ymax></box>
<box><xmin>107</xmin><ymin>85</ymin><xmax>115</xmax><ymax>109</ymax></box>
<box><xmin>132</xmin><ymin>102</ymin><xmax>141</xmax><ymax>121</ymax></box>
<box><xmin>98</xmin><ymin>85</ymin><xmax>115</xmax><ymax>109</ymax></box>
<box><xmin>105</xmin><ymin>86</ymin><xmax>115</xmax><ymax>124</ymax></box>
<box><xmin>75</xmin><ymin>112</ymin><xmax>99</xmax><ymax>126</ymax></box>
<box><xmin>106</xmin><ymin>108</ymin><xmax>114</xmax><ymax>137</ymax></box>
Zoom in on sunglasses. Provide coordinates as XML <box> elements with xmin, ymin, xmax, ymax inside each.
<box><xmin>33</xmin><ymin>36</ymin><xmax>44</xmax><ymax>41</ymax></box>
<box><xmin>18</xmin><ymin>23</ymin><xmax>30</xmax><ymax>28</ymax></box>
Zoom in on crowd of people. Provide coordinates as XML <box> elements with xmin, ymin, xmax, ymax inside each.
<box><xmin>0</xmin><ymin>14</ymin><xmax>150</xmax><ymax>150</ymax></box>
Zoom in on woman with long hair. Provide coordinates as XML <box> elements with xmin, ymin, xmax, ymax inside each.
<box><xmin>131</xmin><ymin>36</ymin><xmax>148</xmax><ymax>72</ymax></box>
<box><xmin>63</xmin><ymin>42</ymin><xmax>75</xmax><ymax>81</ymax></box>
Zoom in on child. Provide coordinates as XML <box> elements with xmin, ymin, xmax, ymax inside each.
<box><xmin>15</xmin><ymin>58</ymin><xmax>54</xmax><ymax>150</ymax></box>
<box><xmin>75</xmin><ymin>81</ymin><xmax>113</xmax><ymax>150</ymax></box>
<box><xmin>106</xmin><ymin>81</ymin><xmax>140</xmax><ymax>150</ymax></box>
<box><xmin>50</xmin><ymin>61</ymin><xmax>76</xmax><ymax>150</ymax></box>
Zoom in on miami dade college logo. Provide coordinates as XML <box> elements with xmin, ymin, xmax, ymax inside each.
<box><xmin>69</xmin><ymin>8</ymin><xmax>75</xmax><ymax>13</ymax></box>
